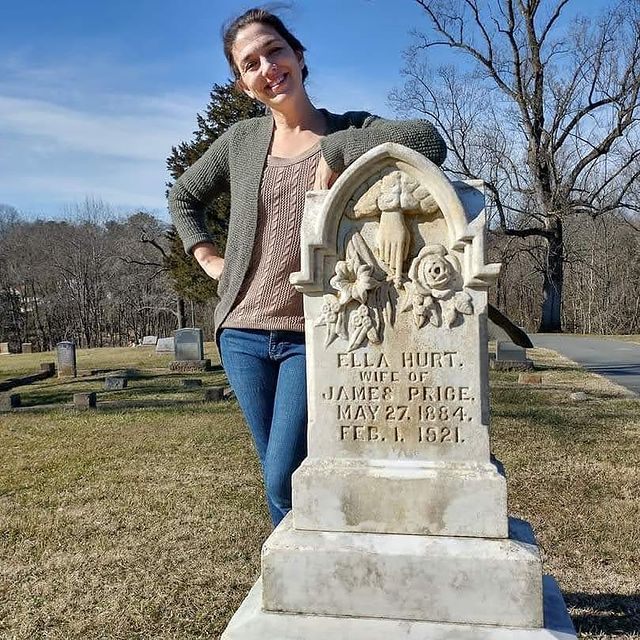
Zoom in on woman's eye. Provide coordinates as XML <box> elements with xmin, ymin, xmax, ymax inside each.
<box><xmin>245</xmin><ymin>61</ymin><xmax>257</xmax><ymax>71</ymax></box>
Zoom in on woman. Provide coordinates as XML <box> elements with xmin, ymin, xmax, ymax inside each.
<box><xmin>169</xmin><ymin>8</ymin><xmax>447</xmax><ymax>527</ymax></box>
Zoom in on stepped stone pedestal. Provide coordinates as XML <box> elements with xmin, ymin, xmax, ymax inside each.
<box><xmin>221</xmin><ymin>144</ymin><xmax>577</xmax><ymax>639</ymax></box>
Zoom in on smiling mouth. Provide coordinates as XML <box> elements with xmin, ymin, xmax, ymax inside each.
<box><xmin>267</xmin><ymin>73</ymin><xmax>287</xmax><ymax>91</ymax></box>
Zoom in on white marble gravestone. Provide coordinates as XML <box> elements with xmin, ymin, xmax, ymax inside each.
<box><xmin>221</xmin><ymin>144</ymin><xmax>576</xmax><ymax>639</ymax></box>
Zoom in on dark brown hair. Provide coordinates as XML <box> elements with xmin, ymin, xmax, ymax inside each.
<box><xmin>222</xmin><ymin>7</ymin><xmax>308</xmax><ymax>82</ymax></box>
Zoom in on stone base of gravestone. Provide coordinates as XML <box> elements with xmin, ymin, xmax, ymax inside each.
<box><xmin>182</xmin><ymin>378</ymin><xmax>203</xmax><ymax>388</ymax></box>
<box><xmin>222</xmin><ymin>574</ymin><xmax>576</xmax><ymax>640</ymax></box>
<box><xmin>74</xmin><ymin>392</ymin><xmax>96</xmax><ymax>409</ymax></box>
<box><xmin>40</xmin><ymin>362</ymin><xmax>56</xmax><ymax>375</ymax></box>
<box><xmin>104</xmin><ymin>376</ymin><xmax>128</xmax><ymax>391</ymax></box>
<box><xmin>169</xmin><ymin>359</ymin><xmax>211</xmax><ymax>372</ymax></box>
<box><xmin>293</xmin><ymin>459</ymin><xmax>507</xmax><ymax>537</ymax></box>
<box><xmin>490</xmin><ymin>359</ymin><xmax>534</xmax><ymax>372</ymax></box>
<box><xmin>223</xmin><ymin>386</ymin><xmax>235</xmax><ymax>400</ymax></box>
<box><xmin>1</xmin><ymin>394</ymin><xmax>21</xmax><ymax>410</ymax></box>
<box><xmin>204</xmin><ymin>386</ymin><xmax>224</xmax><ymax>401</ymax></box>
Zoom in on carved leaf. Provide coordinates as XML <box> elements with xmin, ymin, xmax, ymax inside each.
<box><xmin>428</xmin><ymin>303</ymin><xmax>442</xmax><ymax>327</ymax></box>
<box><xmin>337</xmin><ymin>310</ymin><xmax>348</xmax><ymax>339</ymax></box>
<box><xmin>454</xmin><ymin>291</ymin><xmax>474</xmax><ymax>315</ymax></box>
<box><xmin>347</xmin><ymin>326</ymin><xmax>369</xmax><ymax>351</ymax></box>
<box><xmin>325</xmin><ymin>322</ymin><xmax>338</xmax><ymax>347</ymax></box>
<box><xmin>442</xmin><ymin>299</ymin><xmax>458</xmax><ymax>328</ymax></box>
<box><xmin>398</xmin><ymin>281</ymin><xmax>415</xmax><ymax>313</ymax></box>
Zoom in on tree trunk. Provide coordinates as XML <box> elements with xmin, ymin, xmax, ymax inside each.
<box><xmin>539</xmin><ymin>217</ymin><xmax>563</xmax><ymax>332</ymax></box>
<box><xmin>177</xmin><ymin>297</ymin><xmax>186</xmax><ymax>329</ymax></box>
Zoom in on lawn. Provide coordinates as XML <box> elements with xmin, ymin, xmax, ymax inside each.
<box><xmin>1</xmin><ymin>346</ymin><xmax>638</xmax><ymax>639</ymax></box>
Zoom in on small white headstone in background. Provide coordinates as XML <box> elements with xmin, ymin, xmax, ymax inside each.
<box><xmin>155</xmin><ymin>337</ymin><xmax>175</xmax><ymax>354</ymax></box>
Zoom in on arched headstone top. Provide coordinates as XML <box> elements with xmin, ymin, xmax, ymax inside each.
<box><xmin>292</xmin><ymin>143</ymin><xmax>500</xmax><ymax>317</ymax></box>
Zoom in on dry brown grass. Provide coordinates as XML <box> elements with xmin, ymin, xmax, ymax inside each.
<box><xmin>1</xmin><ymin>346</ymin><xmax>638</xmax><ymax>638</ymax></box>
<box><xmin>492</xmin><ymin>348</ymin><xmax>639</xmax><ymax>639</ymax></box>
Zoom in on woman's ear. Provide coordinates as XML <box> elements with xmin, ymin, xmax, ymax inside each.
<box><xmin>297</xmin><ymin>50</ymin><xmax>305</xmax><ymax>71</ymax></box>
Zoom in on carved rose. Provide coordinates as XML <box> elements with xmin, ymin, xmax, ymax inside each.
<box><xmin>330</xmin><ymin>260</ymin><xmax>376</xmax><ymax>305</ymax></box>
<box><xmin>408</xmin><ymin>245</ymin><xmax>458</xmax><ymax>297</ymax></box>
<box><xmin>401</xmin><ymin>244</ymin><xmax>473</xmax><ymax>329</ymax></box>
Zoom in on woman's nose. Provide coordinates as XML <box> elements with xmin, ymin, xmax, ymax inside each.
<box><xmin>260</xmin><ymin>57</ymin><xmax>276</xmax><ymax>76</ymax></box>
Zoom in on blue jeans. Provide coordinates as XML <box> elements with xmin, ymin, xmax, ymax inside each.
<box><xmin>219</xmin><ymin>328</ymin><xmax>308</xmax><ymax>527</ymax></box>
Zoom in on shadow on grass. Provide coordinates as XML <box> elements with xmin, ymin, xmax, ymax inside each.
<box><xmin>566</xmin><ymin>592</ymin><xmax>640</xmax><ymax>636</ymax></box>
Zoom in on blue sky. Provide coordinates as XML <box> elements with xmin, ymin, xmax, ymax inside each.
<box><xmin>0</xmin><ymin>0</ymin><xmax>431</xmax><ymax>220</ymax></box>
<box><xmin>0</xmin><ymin>0</ymin><xmax>615</xmax><ymax>221</ymax></box>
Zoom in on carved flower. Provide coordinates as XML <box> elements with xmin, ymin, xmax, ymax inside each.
<box><xmin>408</xmin><ymin>244</ymin><xmax>459</xmax><ymax>297</ymax></box>
<box><xmin>330</xmin><ymin>260</ymin><xmax>376</xmax><ymax>305</ymax></box>
<box><xmin>347</xmin><ymin>304</ymin><xmax>379</xmax><ymax>351</ymax></box>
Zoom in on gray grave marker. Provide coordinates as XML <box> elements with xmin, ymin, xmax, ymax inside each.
<box><xmin>56</xmin><ymin>341</ymin><xmax>77</xmax><ymax>378</ymax></box>
<box><xmin>174</xmin><ymin>328</ymin><xmax>204</xmax><ymax>361</ymax></box>
<box><xmin>141</xmin><ymin>335</ymin><xmax>158</xmax><ymax>346</ymax></box>
<box><xmin>1</xmin><ymin>394</ymin><xmax>21</xmax><ymax>410</ymax></box>
<box><xmin>0</xmin><ymin>343</ymin><xmax>9</xmax><ymax>355</ymax></box>
<box><xmin>105</xmin><ymin>376</ymin><xmax>128</xmax><ymax>390</ymax></box>
<box><xmin>74</xmin><ymin>392</ymin><xmax>96</xmax><ymax>409</ymax></box>
<box><xmin>21</xmin><ymin>342</ymin><xmax>33</xmax><ymax>354</ymax></box>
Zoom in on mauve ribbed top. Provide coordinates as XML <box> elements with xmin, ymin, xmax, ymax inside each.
<box><xmin>222</xmin><ymin>142</ymin><xmax>321</xmax><ymax>332</ymax></box>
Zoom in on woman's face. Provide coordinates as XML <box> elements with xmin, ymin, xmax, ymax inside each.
<box><xmin>232</xmin><ymin>22</ymin><xmax>305</xmax><ymax>107</ymax></box>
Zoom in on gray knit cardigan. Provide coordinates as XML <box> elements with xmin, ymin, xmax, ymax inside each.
<box><xmin>168</xmin><ymin>109</ymin><xmax>447</xmax><ymax>335</ymax></box>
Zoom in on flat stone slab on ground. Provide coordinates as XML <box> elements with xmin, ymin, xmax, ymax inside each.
<box><xmin>491</xmin><ymin>359</ymin><xmax>534</xmax><ymax>371</ymax></box>
<box><xmin>104</xmin><ymin>376</ymin><xmax>128</xmax><ymax>390</ymax></box>
<box><xmin>222</xmin><ymin>576</ymin><xmax>576</xmax><ymax>640</ymax></box>
<box><xmin>519</xmin><ymin>372</ymin><xmax>543</xmax><ymax>384</ymax></box>
<box><xmin>569</xmin><ymin>391</ymin><xmax>589</xmax><ymax>401</ymax></box>
<box><xmin>182</xmin><ymin>378</ymin><xmax>203</xmax><ymax>388</ymax></box>
<box><xmin>169</xmin><ymin>359</ymin><xmax>211</xmax><ymax>372</ymax></box>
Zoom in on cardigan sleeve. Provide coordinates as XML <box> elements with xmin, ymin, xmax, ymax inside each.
<box><xmin>320</xmin><ymin>112</ymin><xmax>447</xmax><ymax>174</ymax></box>
<box><xmin>168</xmin><ymin>127</ymin><xmax>233</xmax><ymax>255</ymax></box>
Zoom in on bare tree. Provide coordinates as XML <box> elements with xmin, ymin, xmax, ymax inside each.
<box><xmin>391</xmin><ymin>0</ymin><xmax>640</xmax><ymax>331</ymax></box>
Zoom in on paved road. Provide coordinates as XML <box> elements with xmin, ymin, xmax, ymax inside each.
<box><xmin>531</xmin><ymin>334</ymin><xmax>640</xmax><ymax>395</ymax></box>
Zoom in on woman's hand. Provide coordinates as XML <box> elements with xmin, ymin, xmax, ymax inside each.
<box><xmin>313</xmin><ymin>156</ymin><xmax>339</xmax><ymax>190</ymax></box>
<box><xmin>193</xmin><ymin>242</ymin><xmax>225</xmax><ymax>280</ymax></box>
<box><xmin>377</xmin><ymin>210</ymin><xmax>409</xmax><ymax>284</ymax></box>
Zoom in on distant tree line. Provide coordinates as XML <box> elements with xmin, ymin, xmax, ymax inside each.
<box><xmin>0</xmin><ymin>203</ymin><xmax>183</xmax><ymax>350</ymax></box>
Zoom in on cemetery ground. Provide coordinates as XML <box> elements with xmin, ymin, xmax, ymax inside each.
<box><xmin>0</xmin><ymin>346</ymin><xmax>638</xmax><ymax>639</ymax></box>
